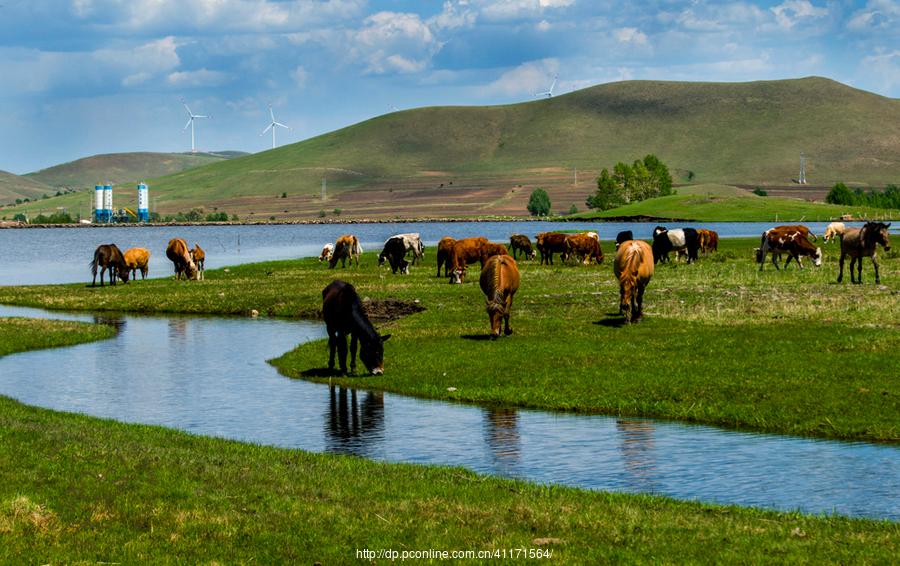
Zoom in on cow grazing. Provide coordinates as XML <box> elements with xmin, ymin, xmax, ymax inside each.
<box><xmin>652</xmin><ymin>227</ymin><xmax>700</xmax><ymax>264</ymax></box>
<box><xmin>564</xmin><ymin>233</ymin><xmax>604</xmax><ymax>264</ymax></box>
<box><xmin>448</xmin><ymin>237</ymin><xmax>489</xmax><ymax>284</ymax></box>
<box><xmin>479</xmin><ymin>242</ymin><xmax>509</xmax><ymax>266</ymax></box>
<box><xmin>90</xmin><ymin>244</ymin><xmax>129</xmax><ymax>287</ymax></box>
<box><xmin>757</xmin><ymin>226</ymin><xmax>822</xmax><ymax>271</ymax></box>
<box><xmin>535</xmin><ymin>232</ymin><xmax>568</xmax><ymax>265</ymax></box>
<box><xmin>190</xmin><ymin>243</ymin><xmax>205</xmax><ymax>280</ymax></box>
<box><xmin>614</xmin><ymin>240</ymin><xmax>654</xmax><ymax>324</ymax></box>
<box><xmin>436</xmin><ymin>237</ymin><xmax>456</xmax><ymax>277</ymax></box>
<box><xmin>697</xmin><ymin>229</ymin><xmax>719</xmax><ymax>254</ymax></box>
<box><xmin>378</xmin><ymin>237</ymin><xmax>410</xmax><ymax>274</ymax></box>
<box><xmin>385</xmin><ymin>233</ymin><xmax>424</xmax><ymax>265</ymax></box>
<box><xmin>329</xmin><ymin>235</ymin><xmax>363</xmax><ymax>269</ymax></box>
<box><xmin>319</xmin><ymin>243</ymin><xmax>335</xmax><ymax>262</ymax></box>
<box><xmin>838</xmin><ymin>222</ymin><xmax>892</xmax><ymax>284</ymax></box>
<box><xmin>166</xmin><ymin>238</ymin><xmax>199</xmax><ymax>280</ymax></box>
<box><xmin>615</xmin><ymin>230</ymin><xmax>633</xmax><ymax>249</ymax></box>
<box><xmin>824</xmin><ymin>222</ymin><xmax>846</xmax><ymax>244</ymax></box>
<box><xmin>480</xmin><ymin>255</ymin><xmax>520</xmax><ymax>339</ymax></box>
<box><xmin>322</xmin><ymin>280</ymin><xmax>390</xmax><ymax>375</ymax></box>
<box><xmin>123</xmin><ymin>247</ymin><xmax>150</xmax><ymax>281</ymax></box>
<box><xmin>509</xmin><ymin>234</ymin><xmax>536</xmax><ymax>260</ymax></box>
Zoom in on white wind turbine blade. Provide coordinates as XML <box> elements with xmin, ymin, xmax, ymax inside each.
<box><xmin>261</xmin><ymin>123</ymin><xmax>273</xmax><ymax>135</ymax></box>
<box><xmin>183</xmin><ymin>102</ymin><xmax>193</xmax><ymax>116</ymax></box>
<box><xmin>274</xmin><ymin>121</ymin><xmax>290</xmax><ymax>129</ymax></box>
<box><xmin>183</xmin><ymin>117</ymin><xmax>193</xmax><ymax>130</ymax></box>
<box><xmin>549</xmin><ymin>75</ymin><xmax>558</xmax><ymax>95</ymax></box>
<box><xmin>193</xmin><ymin>114</ymin><xmax>208</xmax><ymax>119</ymax></box>
<box><xmin>269</xmin><ymin>105</ymin><xmax>275</xmax><ymax>122</ymax></box>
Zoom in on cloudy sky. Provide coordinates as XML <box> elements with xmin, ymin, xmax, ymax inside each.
<box><xmin>1</xmin><ymin>0</ymin><xmax>898</xmax><ymax>173</ymax></box>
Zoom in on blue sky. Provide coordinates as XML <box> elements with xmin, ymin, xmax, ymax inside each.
<box><xmin>1</xmin><ymin>0</ymin><xmax>898</xmax><ymax>174</ymax></box>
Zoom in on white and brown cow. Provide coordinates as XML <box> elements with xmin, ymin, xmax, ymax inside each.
<box><xmin>756</xmin><ymin>226</ymin><xmax>822</xmax><ymax>271</ymax></box>
<box><xmin>384</xmin><ymin>233</ymin><xmax>424</xmax><ymax>265</ymax></box>
<box><xmin>319</xmin><ymin>243</ymin><xmax>335</xmax><ymax>262</ymax></box>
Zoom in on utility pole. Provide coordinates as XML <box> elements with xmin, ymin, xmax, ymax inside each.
<box><xmin>574</xmin><ymin>167</ymin><xmax>578</xmax><ymax>186</ymax></box>
<box><xmin>799</xmin><ymin>152</ymin><xmax>807</xmax><ymax>185</ymax></box>
<box><xmin>321</xmin><ymin>177</ymin><xmax>327</xmax><ymax>202</ymax></box>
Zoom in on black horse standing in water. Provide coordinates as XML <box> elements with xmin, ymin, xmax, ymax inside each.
<box><xmin>322</xmin><ymin>280</ymin><xmax>390</xmax><ymax>375</ymax></box>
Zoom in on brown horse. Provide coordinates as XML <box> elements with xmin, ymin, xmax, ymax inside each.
<box><xmin>329</xmin><ymin>234</ymin><xmax>363</xmax><ymax>268</ymax></box>
<box><xmin>166</xmin><ymin>238</ymin><xmax>199</xmax><ymax>280</ymax></box>
<box><xmin>123</xmin><ymin>247</ymin><xmax>150</xmax><ymax>280</ymax></box>
<box><xmin>90</xmin><ymin>244</ymin><xmax>130</xmax><ymax>287</ymax></box>
<box><xmin>436</xmin><ymin>237</ymin><xmax>456</xmax><ymax>277</ymax></box>
<box><xmin>190</xmin><ymin>243</ymin><xmax>205</xmax><ymax>280</ymax></box>
<box><xmin>838</xmin><ymin>222</ymin><xmax>892</xmax><ymax>284</ymax></box>
<box><xmin>480</xmin><ymin>255</ymin><xmax>520</xmax><ymax>339</ymax></box>
<box><xmin>322</xmin><ymin>280</ymin><xmax>390</xmax><ymax>375</ymax></box>
<box><xmin>614</xmin><ymin>240</ymin><xmax>654</xmax><ymax>324</ymax></box>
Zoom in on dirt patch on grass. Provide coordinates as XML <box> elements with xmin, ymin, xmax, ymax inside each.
<box><xmin>362</xmin><ymin>298</ymin><xmax>426</xmax><ymax>323</ymax></box>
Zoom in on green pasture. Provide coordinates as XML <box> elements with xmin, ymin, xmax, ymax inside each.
<box><xmin>1</xmin><ymin>237</ymin><xmax>897</xmax><ymax>442</ymax></box>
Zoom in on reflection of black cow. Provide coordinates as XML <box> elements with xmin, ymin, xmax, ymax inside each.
<box><xmin>615</xmin><ymin>230</ymin><xmax>634</xmax><ymax>249</ymax></box>
<box><xmin>651</xmin><ymin>227</ymin><xmax>700</xmax><ymax>264</ymax></box>
<box><xmin>378</xmin><ymin>237</ymin><xmax>410</xmax><ymax>274</ymax></box>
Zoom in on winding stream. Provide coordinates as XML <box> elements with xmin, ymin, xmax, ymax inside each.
<box><xmin>0</xmin><ymin>304</ymin><xmax>897</xmax><ymax>521</ymax></box>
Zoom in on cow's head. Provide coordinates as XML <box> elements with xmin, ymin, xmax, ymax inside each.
<box><xmin>186</xmin><ymin>258</ymin><xmax>200</xmax><ymax>280</ymax></box>
<box><xmin>360</xmin><ymin>334</ymin><xmax>390</xmax><ymax>375</ymax></box>
<box><xmin>378</xmin><ymin>252</ymin><xmax>386</xmax><ymax>267</ymax></box>
<box><xmin>812</xmin><ymin>247</ymin><xmax>823</xmax><ymax>267</ymax></box>
<box><xmin>449</xmin><ymin>267</ymin><xmax>465</xmax><ymax>284</ymax></box>
<box><xmin>754</xmin><ymin>247</ymin><xmax>763</xmax><ymax>264</ymax></box>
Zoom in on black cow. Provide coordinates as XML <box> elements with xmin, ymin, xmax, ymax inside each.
<box><xmin>378</xmin><ymin>237</ymin><xmax>410</xmax><ymax>274</ymax></box>
<box><xmin>652</xmin><ymin>226</ymin><xmax>700</xmax><ymax>264</ymax></box>
<box><xmin>615</xmin><ymin>230</ymin><xmax>634</xmax><ymax>249</ymax></box>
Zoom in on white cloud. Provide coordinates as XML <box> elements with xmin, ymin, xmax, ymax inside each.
<box><xmin>536</xmin><ymin>19</ymin><xmax>551</xmax><ymax>31</ymax></box>
<box><xmin>121</xmin><ymin>72</ymin><xmax>152</xmax><ymax>87</ymax></box>
<box><xmin>429</xmin><ymin>1</ymin><xmax>477</xmax><ymax>30</ymax></box>
<box><xmin>478</xmin><ymin>0</ymin><xmax>574</xmax><ymax>21</ymax></box>
<box><xmin>485</xmin><ymin>58</ymin><xmax>558</xmax><ymax>96</ymax></box>
<box><xmin>166</xmin><ymin>68</ymin><xmax>230</xmax><ymax>87</ymax></box>
<box><xmin>860</xmin><ymin>49</ymin><xmax>900</xmax><ymax>91</ymax></box>
<box><xmin>613</xmin><ymin>27</ymin><xmax>648</xmax><ymax>46</ymax></box>
<box><xmin>290</xmin><ymin>65</ymin><xmax>309</xmax><ymax>89</ymax></box>
<box><xmin>847</xmin><ymin>0</ymin><xmax>900</xmax><ymax>31</ymax></box>
<box><xmin>770</xmin><ymin>0</ymin><xmax>828</xmax><ymax>30</ymax></box>
<box><xmin>350</xmin><ymin>12</ymin><xmax>441</xmax><ymax>74</ymax></box>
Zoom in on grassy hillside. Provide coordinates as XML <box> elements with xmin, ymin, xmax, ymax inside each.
<box><xmin>25</xmin><ymin>151</ymin><xmax>242</xmax><ymax>190</ymax></box>
<box><xmin>0</xmin><ymin>170</ymin><xmax>53</xmax><ymax>205</ymax></box>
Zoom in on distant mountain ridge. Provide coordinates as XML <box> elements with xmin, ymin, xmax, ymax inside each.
<box><xmin>26</xmin><ymin>151</ymin><xmax>248</xmax><ymax>190</ymax></box>
<box><xmin>0</xmin><ymin>170</ymin><xmax>53</xmax><ymax>205</ymax></box>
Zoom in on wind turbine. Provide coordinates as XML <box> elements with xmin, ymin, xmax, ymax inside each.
<box><xmin>182</xmin><ymin>101</ymin><xmax>208</xmax><ymax>153</ymax></box>
<box><xmin>261</xmin><ymin>104</ymin><xmax>291</xmax><ymax>149</ymax></box>
<box><xmin>535</xmin><ymin>74</ymin><xmax>558</xmax><ymax>98</ymax></box>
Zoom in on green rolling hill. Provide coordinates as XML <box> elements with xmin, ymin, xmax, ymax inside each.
<box><xmin>0</xmin><ymin>170</ymin><xmax>53</xmax><ymax>205</ymax></box>
<box><xmin>26</xmin><ymin>151</ymin><xmax>247</xmax><ymax>190</ymax></box>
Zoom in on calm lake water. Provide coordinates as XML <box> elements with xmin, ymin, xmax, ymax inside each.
<box><xmin>2</xmin><ymin>221</ymin><xmax>893</xmax><ymax>286</ymax></box>
<box><xmin>1</xmin><ymin>304</ymin><xmax>897</xmax><ymax>521</ymax></box>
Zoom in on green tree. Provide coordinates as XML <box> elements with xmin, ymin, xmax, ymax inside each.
<box><xmin>643</xmin><ymin>154</ymin><xmax>673</xmax><ymax>196</ymax></box>
<box><xmin>587</xmin><ymin>168</ymin><xmax>626</xmax><ymax>210</ymax></box>
<box><xmin>826</xmin><ymin>182</ymin><xmax>854</xmax><ymax>206</ymax></box>
<box><xmin>527</xmin><ymin>188</ymin><xmax>551</xmax><ymax>216</ymax></box>
<box><xmin>631</xmin><ymin>160</ymin><xmax>653</xmax><ymax>201</ymax></box>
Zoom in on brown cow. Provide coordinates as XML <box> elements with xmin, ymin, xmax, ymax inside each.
<box><xmin>535</xmin><ymin>232</ymin><xmax>568</xmax><ymax>265</ymax></box>
<box><xmin>123</xmin><ymin>247</ymin><xmax>151</xmax><ymax>281</ymax></box>
<box><xmin>329</xmin><ymin>235</ymin><xmax>363</xmax><ymax>269</ymax></box>
<box><xmin>319</xmin><ymin>243</ymin><xmax>335</xmax><ymax>262</ymax></box>
<box><xmin>479</xmin><ymin>242</ymin><xmax>509</xmax><ymax>266</ymax></box>
<box><xmin>436</xmin><ymin>237</ymin><xmax>456</xmax><ymax>277</ymax></box>
<box><xmin>509</xmin><ymin>234</ymin><xmax>536</xmax><ymax>260</ymax></box>
<box><xmin>757</xmin><ymin>226</ymin><xmax>822</xmax><ymax>271</ymax></box>
<box><xmin>480</xmin><ymin>255</ymin><xmax>520</xmax><ymax>339</ymax></box>
<box><xmin>696</xmin><ymin>229</ymin><xmax>719</xmax><ymax>254</ymax></box>
<box><xmin>564</xmin><ymin>234</ymin><xmax>604</xmax><ymax>264</ymax></box>
<box><xmin>190</xmin><ymin>243</ymin><xmax>205</xmax><ymax>280</ymax></box>
<box><xmin>448</xmin><ymin>237</ymin><xmax>489</xmax><ymax>284</ymax></box>
<box><xmin>166</xmin><ymin>238</ymin><xmax>199</xmax><ymax>280</ymax></box>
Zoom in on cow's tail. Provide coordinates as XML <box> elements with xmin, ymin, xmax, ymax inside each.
<box><xmin>352</xmin><ymin>236</ymin><xmax>363</xmax><ymax>256</ymax></box>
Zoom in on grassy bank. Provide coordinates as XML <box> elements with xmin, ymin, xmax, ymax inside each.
<box><xmin>0</xmin><ymin>317</ymin><xmax>115</xmax><ymax>356</ymax></box>
<box><xmin>574</xmin><ymin>192</ymin><xmax>900</xmax><ymax>222</ymax></box>
<box><xmin>1</xmin><ymin>237</ymin><xmax>897</xmax><ymax>442</ymax></box>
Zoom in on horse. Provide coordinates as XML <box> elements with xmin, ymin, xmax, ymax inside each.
<box><xmin>329</xmin><ymin>235</ymin><xmax>363</xmax><ymax>269</ymax></box>
<box><xmin>385</xmin><ymin>233</ymin><xmax>424</xmax><ymax>265</ymax></box>
<box><xmin>123</xmin><ymin>247</ymin><xmax>150</xmax><ymax>281</ymax></box>
<box><xmin>436</xmin><ymin>237</ymin><xmax>456</xmax><ymax>277</ymax></box>
<box><xmin>535</xmin><ymin>232</ymin><xmax>568</xmax><ymax>265</ymax></box>
<box><xmin>837</xmin><ymin>222</ymin><xmax>892</xmax><ymax>284</ymax></box>
<box><xmin>480</xmin><ymin>255</ymin><xmax>520</xmax><ymax>339</ymax></box>
<box><xmin>322</xmin><ymin>280</ymin><xmax>391</xmax><ymax>375</ymax></box>
<box><xmin>378</xmin><ymin>237</ymin><xmax>410</xmax><ymax>274</ymax></box>
<box><xmin>508</xmin><ymin>234</ymin><xmax>536</xmax><ymax>260</ymax></box>
<box><xmin>319</xmin><ymin>243</ymin><xmax>335</xmax><ymax>262</ymax></box>
<box><xmin>190</xmin><ymin>243</ymin><xmax>205</xmax><ymax>280</ymax></box>
<box><xmin>824</xmin><ymin>222</ymin><xmax>846</xmax><ymax>244</ymax></box>
<box><xmin>448</xmin><ymin>237</ymin><xmax>489</xmax><ymax>284</ymax></box>
<box><xmin>166</xmin><ymin>238</ymin><xmax>199</xmax><ymax>280</ymax></box>
<box><xmin>90</xmin><ymin>244</ymin><xmax>130</xmax><ymax>287</ymax></box>
<box><xmin>614</xmin><ymin>240</ymin><xmax>654</xmax><ymax>324</ymax></box>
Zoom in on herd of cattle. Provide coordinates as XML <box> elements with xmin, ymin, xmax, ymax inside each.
<box><xmin>89</xmin><ymin>238</ymin><xmax>205</xmax><ymax>286</ymax></box>
<box><xmin>85</xmin><ymin>221</ymin><xmax>892</xmax><ymax>376</ymax></box>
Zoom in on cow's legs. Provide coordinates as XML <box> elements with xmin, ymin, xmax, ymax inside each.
<box><xmin>872</xmin><ymin>254</ymin><xmax>881</xmax><ymax>284</ymax></box>
<box><xmin>349</xmin><ymin>335</ymin><xmax>358</xmax><ymax>374</ymax></box>
<box><xmin>850</xmin><ymin>257</ymin><xmax>858</xmax><ymax>283</ymax></box>
<box><xmin>771</xmin><ymin>253</ymin><xmax>780</xmax><ymax>271</ymax></box>
<box><xmin>838</xmin><ymin>252</ymin><xmax>846</xmax><ymax>282</ymax></box>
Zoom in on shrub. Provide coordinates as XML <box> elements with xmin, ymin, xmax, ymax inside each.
<box><xmin>753</xmin><ymin>188</ymin><xmax>768</xmax><ymax>197</ymax></box>
<box><xmin>333</xmin><ymin>208</ymin><xmax>342</xmax><ymax>216</ymax></box>
<box><xmin>527</xmin><ymin>188</ymin><xmax>551</xmax><ymax>216</ymax></box>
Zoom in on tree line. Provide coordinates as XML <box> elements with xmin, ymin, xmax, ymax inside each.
<box><xmin>826</xmin><ymin>183</ymin><xmax>900</xmax><ymax>210</ymax></box>
<box><xmin>586</xmin><ymin>155</ymin><xmax>673</xmax><ymax>211</ymax></box>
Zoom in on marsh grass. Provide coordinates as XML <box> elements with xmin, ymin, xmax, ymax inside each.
<box><xmin>0</xmin><ymin>237</ymin><xmax>897</xmax><ymax>441</ymax></box>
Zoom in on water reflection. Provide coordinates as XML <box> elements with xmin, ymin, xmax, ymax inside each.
<box><xmin>484</xmin><ymin>408</ymin><xmax>521</xmax><ymax>474</ymax></box>
<box><xmin>617</xmin><ymin>419</ymin><xmax>659</xmax><ymax>493</ymax></box>
<box><xmin>325</xmin><ymin>386</ymin><xmax>385</xmax><ymax>456</ymax></box>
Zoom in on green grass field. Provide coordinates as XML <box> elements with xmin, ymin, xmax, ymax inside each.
<box><xmin>1</xmin><ymin>237</ymin><xmax>897</xmax><ymax>442</ymax></box>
